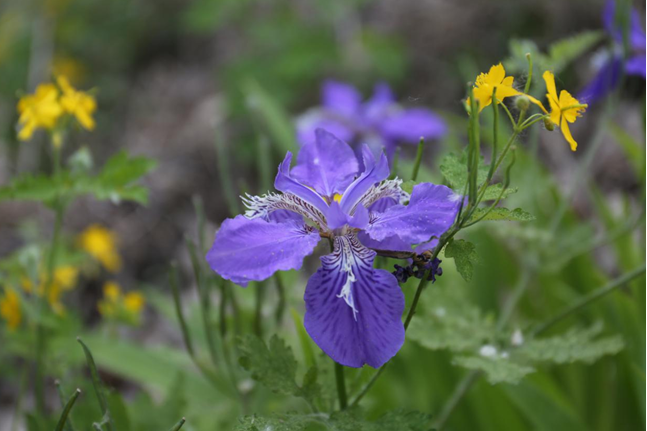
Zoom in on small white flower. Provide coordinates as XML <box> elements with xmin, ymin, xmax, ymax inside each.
<box><xmin>511</xmin><ymin>329</ymin><xmax>524</xmax><ymax>346</ymax></box>
<box><xmin>500</xmin><ymin>351</ymin><xmax>510</xmax><ymax>359</ymax></box>
<box><xmin>479</xmin><ymin>344</ymin><xmax>498</xmax><ymax>358</ymax></box>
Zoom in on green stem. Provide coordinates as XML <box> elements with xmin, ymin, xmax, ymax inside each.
<box><xmin>335</xmin><ymin>362</ymin><xmax>348</xmax><ymax>410</ymax></box>
<box><xmin>253</xmin><ymin>283</ymin><xmax>265</xmax><ymax>337</ymax></box>
<box><xmin>411</xmin><ymin>137</ymin><xmax>425</xmax><ymax>181</ymax></box>
<box><xmin>274</xmin><ymin>273</ymin><xmax>286</xmax><ymax>325</ymax></box>
<box><xmin>432</xmin><ymin>370</ymin><xmax>480</xmax><ymax>430</ymax></box>
<box><xmin>531</xmin><ymin>264</ymin><xmax>646</xmax><ymax>336</ymax></box>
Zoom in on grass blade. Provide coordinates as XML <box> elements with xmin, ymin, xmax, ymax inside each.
<box><xmin>77</xmin><ymin>337</ymin><xmax>115</xmax><ymax>431</ymax></box>
<box><xmin>54</xmin><ymin>388</ymin><xmax>81</xmax><ymax>431</ymax></box>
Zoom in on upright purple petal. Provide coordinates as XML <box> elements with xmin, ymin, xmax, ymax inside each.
<box><xmin>326</xmin><ymin>202</ymin><xmax>369</xmax><ymax>230</ymax></box>
<box><xmin>274</xmin><ymin>152</ymin><xmax>330</xmax><ymax>214</ymax></box>
<box><xmin>603</xmin><ymin>0</ymin><xmax>646</xmax><ymax>49</ymax></box>
<box><xmin>365</xmin><ymin>183</ymin><xmax>460</xmax><ymax>245</ymax></box>
<box><xmin>339</xmin><ymin>145</ymin><xmax>390</xmax><ymax>214</ymax></box>
<box><xmin>322</xmin><ymin>80</ymin><xmax>362</xmax><ymax>117</ymax></box>
<box><xmin>291</xmin><ymin>129</ymin><xmax>359</xmax><ymax>197</ymax></box>
<box><xmin>380</xmin><ymin>108</ymin><xmax>447</xmax><ymax>144</ymax></box>
<box><xmin>578</xmin><ymin>56</ymin><xmax>622</xmax><ymax>103</ymax></box>
<box><xmin>625</xmin><ymin>54</ymin><xmax>646</xmax><ymax>78</ymax></box>
<box><xmin>363</xmin><ymin>82</ymin><xmax>395</xmax><ymax>122</ymax></box>
<box><xmin>296</xmin><ymin>111</ymin><xmax>355</xmax><ymax>147</ymax></box>
<box><xmin>206</xmin><ymin>215</ymin><xmax>321</xmax><ymax>286</ymax></box>
<box><xmin>304</xmin><ymin>234</ymin><xmax>405</xmax><ymax>368</ymax></box>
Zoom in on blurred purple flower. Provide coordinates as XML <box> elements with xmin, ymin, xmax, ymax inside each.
<box><xmin>296</xmin><ymin>80</ymin><xmax>447</xmax><ymax>158</ymax></box>
<box><xmin>579</xmin><ymin>0</ymin><xmax>646</xmax><ymax>103</ymax></box>
<box><xmin>206</xmin><ymin>128</ymin><xmax>460</xmax><ymax>368</ymax></box>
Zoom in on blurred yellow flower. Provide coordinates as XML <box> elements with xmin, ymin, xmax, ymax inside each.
<box><xmin>20</xmin><ymin>265</ymin><xmax>79</xmax><ymax>315</ymax></box>
<box><xmin>17</xmin><ymin>83</ymin><xmax>63</xmax><ymax>141</ymax></box>
<box><xmin>98</xmin><ymin>281</ymin><xmax>145</xmax><ymax>324</ymax></box>
<box><xmin>57</xmin><ymin>76</ymin><xmax>96</xmax><ymax>131</ymax></box>
<box><xmin>78</xmin><ymin>225</ymin><xmax>122</xmax><ymax>272</ymax></box>
<box><xmin>0</xmin><ymin>288</ymin><xmax>22</xmax><ymax>331</ymax></box>
<box><xmin>542</xmin><ymin>71</ymin><xmax>587</xmax><ymax>151</ymax></box>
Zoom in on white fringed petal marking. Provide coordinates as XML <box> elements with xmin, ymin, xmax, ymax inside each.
<box><xmin>241</xmin><ymin>192</ymin><xmax>328</xmax><ymax>228</ymax></box>
<box><xmin>353</xmin><ymin>178</ymin><xmax>409</xmax><ymax>214</ymax></box>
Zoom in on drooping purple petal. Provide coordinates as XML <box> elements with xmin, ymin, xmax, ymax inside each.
<box><xmin>206</xmin><ymin>216</ymin><xmax>321</xmax><ymax>286</ymax></box>
<box><xmin>322</xmin><ymin>80</ymin><xmax>362</xmax><ymax>117</ymax></box>
<box><xmin>274</xmin><ymin>152</ymin><xmax>330</xmax><ymax>214</ymax></box>
<box><xmin>578</xmin><ymin>56</ymin><xmax>622</xmax><ymax>103</ymax></box>
<box><xmin>365</xmin><ymin>183</ymin><xmax>460</xmax><ymax>245</ymax></box>
<box><xmin>380</xmin><ymin>108</ymin><xmax>447</xmax><ymax>144</ymax></box>
<box><xmin>304</xmin><ymin>234</ymin><xmax>405</xmax><ymax>368</ymax></box>
<box><xmin>625</xmin><ymin>54</ymin><xmax>646</xmax><ymax>78</ymax></box>
<box><xmin>296</xmin><ymin>112</ymin><xmax>355</xmax><ymax>147</ymax></box>
<box><xmin>339</xmin><ymin>145</ymin><xmax>390</xmax><ymax>214</ymax></box>
<box><xmin>291</xmin><ymin>128</ymin><xmax>359</xmax><ymax>197</ymax></box>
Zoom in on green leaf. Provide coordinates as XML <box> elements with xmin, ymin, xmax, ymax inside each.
<box><xmin>481</xmin><ymin>185</ymin><xmax>517</xmax><ymax>201</ymax></box>
<box><xmin>470</xmin><ymin>207</ymin><xmax>535</xmax><ymax>222</ymax></box>
<box><xmin>408</xmin><ymin>292</ymin><xmax>495</xmax><ymax>353</ymax></box>
<box><xmin>439</xmin><ymin>152</ymin><xmax>488</xmax><ymax>192</ymax></box>
<box><xmin>400</xmin><ymin>180</ymin><xmax>417</xmax><ymax>195</ymax></box>
<box><xmin>546</xmin><ymin>31</ymin><xmax>603</xmax><ymax>73</ymax></box>
<box><xmin>444</xmin><ymin>239</ymin><xmax>478</xmax><ymax>282</ymax></box>
<box><xmin>520</xmin><ymin>323</ymin><xmax>624</xmax><ymax>364</ymax></box>
<box><xmin>238</xmin><ymin>334</ymin><xmax>322</xmax><ymax>406</ymax></box>
<box><xmin>453</xmin><ymin>356</ymin><xmax>535</xmax><ymax>385</ymax></box>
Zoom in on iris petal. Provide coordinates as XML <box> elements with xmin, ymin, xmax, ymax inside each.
<box><xmin>304</xmin><ymin>234</ymin><xmax>405</xmax><ymax>368</ymax></box>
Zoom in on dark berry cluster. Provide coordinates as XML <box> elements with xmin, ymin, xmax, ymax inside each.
<box><xmin>393</xmin><ymin>258</ymin><xmax>442</xmax><ymax>284</ymax></box>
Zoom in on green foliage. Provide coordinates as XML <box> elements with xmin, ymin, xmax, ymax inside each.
<box><xmin>481</xmin><ymin>185</ymin><xmax>518</xmax><ymax>201</ymax></box>
<box><xmin>440</xmin><ymin>152</ymin><xmax>488</xmax><ymax>192</ymax></box>
<box><xmin>444</xmin><ymin>238</ymin><xmax>478</xmax><ymax>282</ymax></box>
<box><xmin>238</xmin><ymin>334</ymin><xmax>322</xmax><ymax>406</ymax></box>
<box><xmin>400</xmin><ymin>180</ymin><xmax>417</xmax><ymax>195</ymax></box>
<box><xmin>453</xmin><ymin>356</ymin><xmax>535</xmax><ymax>385</ymax></box>
<box><xmin>0</xmin><ymin>151</ymin><xmax>156</xmax><ymax>206</ymax></box>
<box><xmin>504</xmin><ymin>31</ymin><xmax>603</xmax><ymax>77</ymax></box>
<box><xmin>519</xmin><ymin>323</ymin><xmax>624</xmax><ymax>364</ymax></box>
<box><xmin>234</xmin><ymin>408</ymin><xmax>431</xmax><ymax>431</ymax></box>
<box><xmin>469</xmin><ymin>207</ymin><xmax>535</xmax><ymax>222</ymax></box>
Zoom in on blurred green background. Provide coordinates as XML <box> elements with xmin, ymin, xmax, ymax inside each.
<box><xmin>0</xmin><ymin>0</ymin><xmax>644</xmax><ymax>430</ymax></box>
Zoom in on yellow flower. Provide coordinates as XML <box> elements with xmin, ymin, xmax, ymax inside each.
<box><xmin>471</xmin><ymin>64</ymin><xmax>522</xmax><ymax>112</ymax></box>
<box><xmin>57</xmin><ymin>75</ymin><xmax>96</xmax><ymax>131</ymax></box>
<box><xmin>78</xmin><ymin>225</ymin><xmax>122</xmax><ymax>272</ymax></box>
<box><xmin>98</xmin><ymin>281</ymin><xmax>145</xmax><ymax>324</ymax></box>
<box><xmin>123</xmin><ymin>291</ymin><xmax>145</xmax><ymax>314</ymax></box>
<box><xmin>0</xmin><ymin>288</ymin><xmax>22</xmax><ymax>331</ymax></box>
<box><xmin>20</xmin><ymin>265</ymin><xmax>79</xmax><ymax>315</ymax></box>
<box><xmin>17</xmin><ymin>83</ymin><xmax>64</xmax><ymax>141</ymax></box>
<box><xmin>542</xmin><ymin>71</ymin><xmax>587</xmax><ymax>151</ymax></box>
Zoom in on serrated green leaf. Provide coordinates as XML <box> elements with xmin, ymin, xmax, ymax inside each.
<box><xmin>234</xmin><ymin>408</ymin><xmax>431</xmax><ymax>431</ymax></box>
<box><xmin>481</xmin><ymin>185</ymin><xmax>518</xmax><ymax>201</ymax></box>
<box><xmin>444</xmin><ymin>239</ymin><xmax>478</xmax><ymax>282</ymax></box>
<box><xmin>238</xmin><ymin>334</ymin><xmax>321</xmax><ymax>406</ymax></box>
<box><xmin>453</xmin><ymin>356</ymin><xmax>535</xmax><ymax>385</ymax></box>
<box><xmin>408</xmin><ymin>299</ymin><xmax>495</xmax><ymax>353</ymax></box>
<box><xmin>520</xmin><ymin>323</ymin><xmax>624</xmax><ymax>364</ymax></box>
<box><xmin>547</xmin><ymin>31</ymin><xmax>603</xmax><ymax>73</ymax></box>
<box><xmin>400</xmin><ymin>180</ymin><xmax>417</xmax><ymax>195</ymax></box>
<box><xmin>470</xmin><ymin>207</ymin><xmax>535</xmax><ymax>222</ymax></box>
<box><xmin>439</xmin><ymin>152</ymin><xmax>488</xmax><ymax>192</ymax></box>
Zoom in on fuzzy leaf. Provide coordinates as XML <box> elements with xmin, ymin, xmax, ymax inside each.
<box><xmin>400</xmin><ymin>180</ymin><xmax>417</xmax><ymax>195</ymax></box>
<box><xmin>520</xmin><ymin>323</ymin><xmax>624</xmax><ymax>364</ymax></box>
<box><xmin>238</xmin><ymin>334</ymin><xmax>321</xmax><ymax>405</ymax></box>
<box><xmin>439</xmin><ymin>152</ymin><xmax>488</xmax><ymax>192</ymax></box>
<box><xmin>453</xmin><ymin>356</ymin><xmax>535</xmax><ymax>385</ymax></box>
<box><xmin>547</xmin><ymin>31</ymin><xmax>604</xmax><ymax>73</ymax></box>
<box><xmin>481</xmin><ymin>185</ymin><xmax>518</xmax><ymax>201</ymax></box>
<box><xmin>470</xmin><ymin>207</ymin><xmax>535</xmax><ymax>222</ymax></box>
<box><xmin>444</xmin><ymin>239</ymin><xmax>478</xmax><ymax>282</ymax></box>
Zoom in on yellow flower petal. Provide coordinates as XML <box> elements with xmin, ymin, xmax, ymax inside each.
<box><xmin>542</xmin><ymin>71</ymin><xmax>558</xmax><ymax>102</ymax></box>
<box><xmin>560</xmin><ymin>117</ymin><xmax>578</xmax><ymax>151</ymax></box>
<box><xmin>487</xmin><ymin>63</ymin><xmax>506</xmax><ymax>85</ymax></box>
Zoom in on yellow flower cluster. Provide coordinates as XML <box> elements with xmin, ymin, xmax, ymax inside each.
<box><xmin>21</xmin><ymin>265</ymin><xmax>79</xmax><ymax>315</ymax></box>
<box><xmin>16</xmin><ymin>75</ymin><xmax>96</xmax><ymax>145</ymax></box>
<box><xmin>470</xmin><ymin>64</ymin><xmax>587</xmax><ymax>151</ymax></box>
<box><xmin>98</xmin><ymin>281</ymin><xmax>145</xmax><ymax>325</ymax></box>
<box><xmin>0</xmin><ymin>288</ymin><xmax>21</xmax><ymax>331</ymax></box>
<box><xmin>78</xmin><ymin>225</ymin><xmax>122</xmax><ymax>273</ymax></box>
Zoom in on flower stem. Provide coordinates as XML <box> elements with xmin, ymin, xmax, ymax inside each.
<box><xmin>432</xmin><ymin>370</ymin><xmax>479</xmax><ymax>430</ymax></box>
<box><xmin>411</xmin><ymin>137</ymin><xmax>425</xmax><ymax>181</ymax></box>
<box><xmin>531</xmin><ymin>264</ymin><xmax>646</xmax><ymax>336</ymax></box>
<box><xmin>335</xmin><ymin>362</ymin><xmax>348</xmax><ymax>410</ymax></box>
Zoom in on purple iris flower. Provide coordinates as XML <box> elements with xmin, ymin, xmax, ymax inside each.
<box><xmin>206</xmin><ymin>128</ymin><xmax>460</xmax><ymax>368</ymax></box>
<box><xmin>579</xmin><ymin>0</ymin><xmax>646</xmax><ymax>103</ymax></box>
<box><xmin>296</xmin><ymin>80</ymin><xmax>447</xmax><ymax>158</ymax></box>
